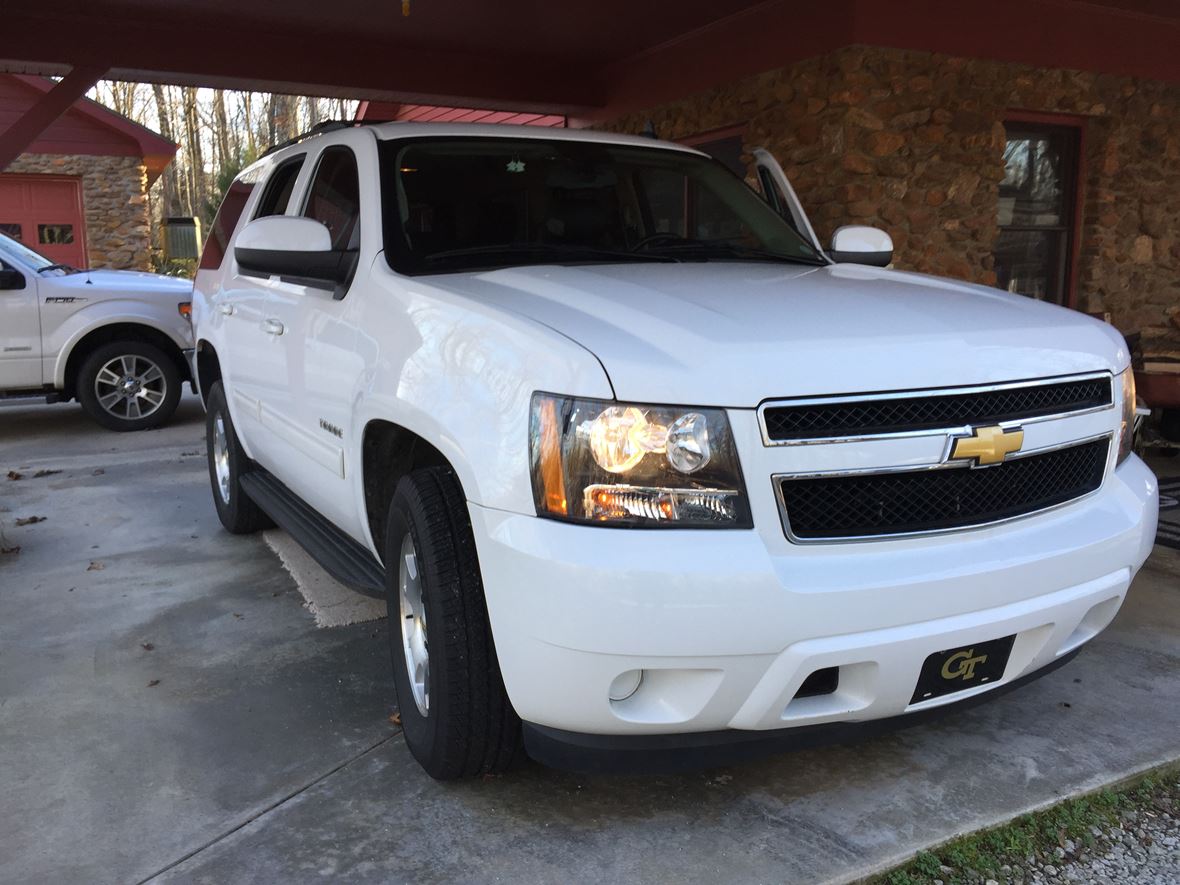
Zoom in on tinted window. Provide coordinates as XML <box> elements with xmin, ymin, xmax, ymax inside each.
<box><xmin>254</xmin><ymin>156</ymin><xmax>305</xmax><ymax>218</ymax></box>
<box><xmin>378</xmin><ymin>137</ymin><xmax>821</xmax><ymax>276</ymax></box>
<box><xmin>303</xmin><ymin>147</ymin><xmax>360</xmax><ymax>251</ymax></box>
<box><xmin>199</xmin><ymin>178</ymin><xmax>255</xmax><ymax>270</ymax></box>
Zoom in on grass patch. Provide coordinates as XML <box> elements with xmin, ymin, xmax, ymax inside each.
<box><xmin>877</xmin><ymin>766</ymin><xmax>1179</xmax><ymax>885</ymax></box>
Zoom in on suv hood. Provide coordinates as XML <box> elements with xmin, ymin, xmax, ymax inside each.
<box><xmin>49</xmin><ymin>268</ymin><xmax>194</xmax><ymax>297</ymax></box>
<box><xmin>423</xmin><ymin>262</ymin><xmax>1127</xmax><ymax>406</ymax></box>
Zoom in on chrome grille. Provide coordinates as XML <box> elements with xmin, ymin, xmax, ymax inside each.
<box><xmin>761</xmin><ymin>375</ymin><xmax>1112</xmax><ymax>443</ymax></box>
<box><xmin>778</xmin><ymin>437</ymin><xmax>1109</xmax><ymax>541</ymax></box>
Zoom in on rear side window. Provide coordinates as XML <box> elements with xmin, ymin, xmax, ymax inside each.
<box><xmin>303</xmin><ymin>147</ymin><xmax>360</xmax><ymax>251</ymax></box>
<box><xmin>254</xmin><ymin>155</ymin><xmax>305</xmax><ymax>219</ymax></box>
<box><xmin>198</xmin><ymin>178</ymin><xmax>255</xmax><ymax>270</ymax></box>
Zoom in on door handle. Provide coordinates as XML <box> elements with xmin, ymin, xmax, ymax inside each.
<box><xmin>262</xmin><ymin>318</ymin><xmax>285</xmax><ymax>336</ymax></box>
<box><xmin>218</xmin><ymin>303</ymin><xmax>235</xmax><ymax>316</ymax></box>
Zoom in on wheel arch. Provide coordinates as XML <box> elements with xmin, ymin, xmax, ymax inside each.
<box><xmin>193</xmin><ymin>339</ymin><xmax>222</xmax><ymax>408</ymax></box>
<box><xmin>62</xmin><ymin>321</ymin><xmax>191</xmax><ymax>400</ymax></box>
<box><xmin>360</xmin><ymin>419</ymin><xmax>456</xmax><ymax>563</ymax></box>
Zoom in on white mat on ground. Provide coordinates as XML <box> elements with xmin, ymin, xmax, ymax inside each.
<box><xmin>263</xmin><ymin>530</ymin><xmax>387</xmax><ymax>627</ymax></box>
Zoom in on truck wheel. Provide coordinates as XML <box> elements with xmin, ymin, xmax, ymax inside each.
<box><xmin>384</xmin><ymin>466</ymin><xmax>522</xmax><ymax>779</ymax></box>
<box><xmin>77</xmin><ymin>340</ymin><xmax>181</xmax><ymax>431</ymax></box>
<box><xmin>205</xmin><ymin>381</ymin><xmax>273</xmax><ymax>534</ymax></box>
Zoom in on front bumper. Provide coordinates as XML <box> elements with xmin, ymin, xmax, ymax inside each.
<box><xmin>470</xmin><ymin>456</ymin><xmax>1157</xmax><ymax>751</ymax></box>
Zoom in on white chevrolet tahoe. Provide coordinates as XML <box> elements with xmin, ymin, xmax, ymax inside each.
<box><xmin>191</xmin><ymin>123</ymin><xmax>1158</xmax><ymax>779</ymax></box>
<box><xmin>0</xmin><ymin>232</ymin><xmax>195</xmax><ymax>430</ymax></box>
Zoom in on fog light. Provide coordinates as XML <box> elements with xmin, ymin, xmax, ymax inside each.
<box><xmin>608</xmin><ymin>669</ymin><xmax>643</xmax><ymax>702</ymax></box>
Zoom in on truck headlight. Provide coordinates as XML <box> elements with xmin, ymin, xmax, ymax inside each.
<box><xmin>529</xmin><ymin>393</ymin><xmax>752</xmax><ymax>527</ymax></box>
<box><xmin>1117</xmin><ymin>367</ymin><xmax>1136</xmax><ymax>465</ymax></box>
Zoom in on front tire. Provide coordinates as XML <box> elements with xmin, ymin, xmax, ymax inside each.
<box><xmin>77</xmin><ymin>340</ymin><xmax>181</xmax><ymax>431</ymax></box>
<box><xmin>384</xmin><ymin>466</ymin><xmax>522</xmax><ymax>780</ymax></box>
<box><xmin>205</xmin><ymin>381</ymin><xmax>273</xmax><ymax>534</ymax></box>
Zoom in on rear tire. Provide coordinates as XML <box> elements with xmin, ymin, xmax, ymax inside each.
<box><xmin>205</xmin><ymin>381</ymin><xmax>273</xmax><ymax>534</ymax></box>
<box><xmin>77</xmin><ymin>340</ymin><xmax>181</xmax><ymax>431</ymax></box>
<box><xmin>384</xmin><ymin>466</ymin><xmax>522</xmax><ymax>780</ymax></box>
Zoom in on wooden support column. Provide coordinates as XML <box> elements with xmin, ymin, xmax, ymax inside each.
<box><xmin>0</xmin><ymin>65</ymin><xmax>107</xmax><ymax>170</ymax></box>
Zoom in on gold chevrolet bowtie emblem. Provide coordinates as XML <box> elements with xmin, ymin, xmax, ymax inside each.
<box><xmin>949</xmin><ymin>425</ymin><xmax>1024</xmax><ymax>466</ymax></box>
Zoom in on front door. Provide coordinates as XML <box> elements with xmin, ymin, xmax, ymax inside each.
<box><xmin>261</xmin><ymin>141</ymin><xmax>365</xmax><ymax>535</ymax></box>
<box><xmin>0</xmin><ymin>262</ymin><xmax>40</xmax><ymax>388</ymax></box>
<box><xmin>0</xmin><ymin>175</ymin><xmax>88</xmax><ymax>269</ymax></box>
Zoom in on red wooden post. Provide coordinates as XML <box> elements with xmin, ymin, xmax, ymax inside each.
<box><xmin>0</xmin><ymin>66</ymin><xmax>107</xmax><ymax>171</ymax></box>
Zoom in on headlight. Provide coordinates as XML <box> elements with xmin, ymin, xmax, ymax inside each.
<box><xmin>529</xmin><ymin>394</ymin><xmax>752</xmax><ymax>527</ymax></box>
<box><xmin>1117</xmin><ymin>367</ymin><xmax>1136</xmax><ymax>465</ymax></box>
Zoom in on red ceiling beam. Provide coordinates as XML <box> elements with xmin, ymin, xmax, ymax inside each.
<box><xmin>0</xmin><ymin>65</ymin><xmax>106</xmax><ymax>170</ymax></box>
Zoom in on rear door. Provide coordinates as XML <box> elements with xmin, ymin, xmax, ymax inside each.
<box><xmin>751</xmin><ymin>148</ymin><xmax>824</xmax><ymax>255</ymax></box>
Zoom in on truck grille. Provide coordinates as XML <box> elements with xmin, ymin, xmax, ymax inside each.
<box><xmin>762</xmin><ymin>376</ymin><xmax>1111</xmax><ymax>442</ymax></box>
<box><xmin>778</xmin><ymin>438</ymin><xmax>1109</xmax><ymax>541</ymax></box>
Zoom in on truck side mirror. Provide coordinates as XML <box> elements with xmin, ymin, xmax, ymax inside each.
<box><xmin>0</xmin><ymin>267</ymin><xmax>26</xmax><ymax>290</ymax></box>
<box><xmin>829</xmin><ymin>226</ymin><xmax>893</xmax><ymax>267</ymax></box>
<box><xmin>233</xmin><ymin>216</ymin><xmax>354</xmax><ymax>286</ymax></box>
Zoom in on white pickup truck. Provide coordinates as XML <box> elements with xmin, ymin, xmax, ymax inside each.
<box><xmin>191</xmin><ymin>123</ymin><xmax>1158</xmax><ymax>779</ymax></box>
<box><xmin>0</xmin><ymin>232</ymin><xmax>194</xmax><ymax>430</ymax></box>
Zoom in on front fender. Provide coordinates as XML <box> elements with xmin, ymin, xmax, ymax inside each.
<box><xmin>48</xmin><ymin>299</ymin><xmax>194</xmax><ymax>388</ymax></box>
<box><xmin>348</xmin><ymin>268</ymin><xmax>614</xmax><ymax>554</ymax></box>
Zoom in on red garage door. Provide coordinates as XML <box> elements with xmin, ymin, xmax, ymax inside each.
<box><xmin>0</xmin><ymin>174</ymin><xmax>88</xmax><ymax>269</ymax></box>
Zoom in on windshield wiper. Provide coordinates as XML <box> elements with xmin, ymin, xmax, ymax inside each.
<box><xmin>37</xmin><ymin>263</ymin><xmax>78</xmax><ymax>274</ymax></box>
<box><xmin>636</xmin><ymin>238</ymin><xmax>825</xmax><ymax>265</ymax></box>
<box><xmin>422</xmin><ymin>243</ymin><xmax>679</xmax><ymax>264</ymax></box>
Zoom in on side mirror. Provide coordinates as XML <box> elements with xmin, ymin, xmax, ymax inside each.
<box><xmin>829</xmin><ymin>226</ymin><xmax>893</xmax><ymax>267</ymax></box>
<box><xmin>233</xmin><ymin>216</ymin><xmax>353</xmax><ymax>284</ymax></box>
<box><xmin>0</xmin><ymin>268</ymin><xmax>25</xmax><ymax>290</ymax></box>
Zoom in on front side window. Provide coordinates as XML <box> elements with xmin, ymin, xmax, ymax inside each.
<box><xmin>254</xmin><ymin>155</ymin><xmax>305</xmax><ymax>219</ymax></box>
<box><xmin>994</xmin><ymin>122</ymin><xmax>1080</xmax><ymax>305</ymax></box>
<box><xmin>303</xmin><ymin>146</ymin><xmax>361</xmax><ymax>251</ymax></box>
<box><xmin>378</xmin><ymin>137</ymin><xmax>822</xmax><ymax>275</ymax></box>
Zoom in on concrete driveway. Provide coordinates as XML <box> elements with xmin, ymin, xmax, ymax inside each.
<box><xmin>1</xmin><ymin>398</ymin><xmax>1177</xmax><ymax>885</ymax></box>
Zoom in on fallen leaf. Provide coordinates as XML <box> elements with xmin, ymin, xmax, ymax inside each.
<box><xmin>1</xmin><ymin>546</ymin><xmax>19</xmax><ymax>556</ymax></box>
<box><xmin>6</xmin><ymin>471</ymin><xmax>22</xmax><ymax>481</ymax></box>
<box><xmin>147</xmin><ymin>679</ymin><xmax>160</xmax><ymax>687</ymax></box>
<box><xmin>180</xmin><ymin>450</ymin><xmax>202</xmax><ymax>457</ymax></box>
<box><xmin>32</xmin><ymin>469</ymin><xmax>61</xmax><ymax>478</ymax></box>
<box><xmin>14</xmin><ymin>516</ymin><xmax>46</xmax><ymax>526</ymax></box>
<box><xmin>389</xmin><ymin>712</ymin><xmax>402</xmax><ymax>726</ymax></box>
<box><xmin>87</xmin><ymin>561</ymin><xmax>104</xmax><ymax>571</ymax></box>
<box><xmin>141</xmin><ymin>642</ymin><xmax>155</xmax><ymax>651</ymax></box>
<box><xmin>92</xmin><ymin>469</ymin><xmax>105</xmax><ymax>476</ymax></box>
<box><xmin>232</xmin><ymin>612</ymin><xmax>243</xmax><ymax>619</ymax></box>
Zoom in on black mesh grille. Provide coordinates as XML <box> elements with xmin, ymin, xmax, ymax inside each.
<box><xmin>781</xmin><ymin>438</ymin><xmax>1109</xmax><ymax>540</ymax></box>
<box><xmin>763</xmin><ymin>377</ymin><xmax>1111</xmax><ymax>442</ymax></box>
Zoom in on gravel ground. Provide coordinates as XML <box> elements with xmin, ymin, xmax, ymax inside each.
<box><xmin>929</xmin><ymin>775</ymin><xmax>1180</xmax><ymax>885</ymax></box>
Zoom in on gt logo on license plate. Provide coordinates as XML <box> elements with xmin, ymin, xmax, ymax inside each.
<box><xmin>911</xmin><ymin>635</ymin><xmax>1016</xmax><ymax>704</ymax></box>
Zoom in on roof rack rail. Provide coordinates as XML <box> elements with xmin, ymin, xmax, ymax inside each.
<box><xmin>260</xmin><ymin>118</ymin><xmax>395</xmax><ymax>157</ymax></box>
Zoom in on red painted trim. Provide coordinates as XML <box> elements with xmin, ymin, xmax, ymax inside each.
<box><xmin>10</xmin><ymin>74</ymin><xmax>176</xmax><ymax>161</ymax></box>
<box><xmin>681</xmin><ymin>123</ymin><xmax>749</xmax><ymax>146</ymax></box>
<box><xmin>1004</xmin><ymin>110</ymin><xmax>1090</xmax><ymax>128</ymax></box>
<box><xmin>0</xmin><ymin>67</ymin><xmax>106</xmax><ymax>170</ymax></box>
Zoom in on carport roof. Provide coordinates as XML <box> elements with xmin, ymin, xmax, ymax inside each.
<box><xmin>4</xmin><ymin>0</ymin><xmax>1180</xmax><ymax>117</ymax></box>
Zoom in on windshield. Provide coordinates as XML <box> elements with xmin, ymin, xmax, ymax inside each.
<box><xmin>0</xmin><ymin>232</ymin><xmax>67</xmax><ymax>272</ymax></box>
<box><xmin>378</xmin><ymin>137</ymin><xmax>823</xmax><ymax>275</ymax></box>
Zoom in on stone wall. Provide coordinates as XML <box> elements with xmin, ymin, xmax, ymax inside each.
<box><xmin>6</xmin><ymin>153</ymin><xmax>151</xmax><ymax>271</ymax></box>
<box><xmin>603</xmin><ymin>46</ymin><xmax>1180</xmax><ymax>347</ymax></box>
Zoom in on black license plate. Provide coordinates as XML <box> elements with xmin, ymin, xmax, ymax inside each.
<box><xmin>910</xmin><ymin>635</ymin><xmax>1016</xmax><ymax>704</ymax></box>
